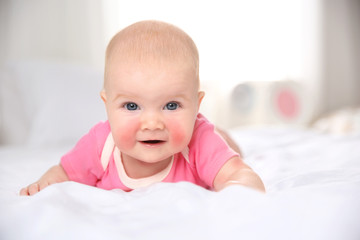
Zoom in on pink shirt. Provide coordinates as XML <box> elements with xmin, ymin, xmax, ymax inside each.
<box><xmin>61</xmin><ymin>114</ymin><xmax>238</xmax><ymax>191</ymax></box>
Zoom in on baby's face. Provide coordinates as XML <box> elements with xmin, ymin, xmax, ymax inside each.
<box><xmin>102</xmin><ymin>60</ymin><xmax>203</xmax><ymax>164</ymax></box>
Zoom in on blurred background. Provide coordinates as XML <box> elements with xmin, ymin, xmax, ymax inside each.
<box><xmin>0</xmin><ymin>0</ymin><xmax>359</xmax><ymax>145</ymax></box>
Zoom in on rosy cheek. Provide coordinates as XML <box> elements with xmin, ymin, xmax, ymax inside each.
<box><xmin>167</xmin><ymin>120</ymin><xmax>187</xmax><ymax>146</ymax></box>
<box><xmin>114</xmin><ymin>119</ymin><xmax>140</xmax><ymax>149</ymax></box>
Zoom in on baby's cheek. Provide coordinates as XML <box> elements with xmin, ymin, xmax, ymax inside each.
<box><xmin>167</xmin><ymin>121</ymin><xmax>187</xmax><ymax>146</ymax></box>
<box><xmin>118</xmin><ymin>131</ymin><xmax>134</xmax><ymax>149</ymax></box>
<box><xmin>116</xmin><ymin>121</ymin><xmax>139</xmax><ymax>149</ymax></box>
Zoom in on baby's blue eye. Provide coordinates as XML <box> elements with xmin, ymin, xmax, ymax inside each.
<box><xmin>125</xmin><ymin>102</ymin><xmax>139</xmax><ymax>111</ymax></box>
<box><xmin>165</xmin><ymin>102</ymin><xmax>179</xmax><ymax>110</ymax></box>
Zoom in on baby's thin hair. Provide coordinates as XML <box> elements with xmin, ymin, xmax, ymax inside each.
<box><xmin>104</xmin><ymin>20</ymin><xmax>199</xmax><ymax>89</ymax></box>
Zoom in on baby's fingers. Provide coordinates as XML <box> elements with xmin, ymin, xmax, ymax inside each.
<box><xmin>28</xmin><ymin>183</ymin><xmax>40</xmax><ymax>195</ymax></box>
<box><xmin>20</xmin><ymin>180</ymin><xmax>52</xmax><ymax>196</ymax></box>
<box><xmin>19</xmin><ymin>187</ymin><xmax>30</xmax><ymax>196</ymax></box>
<box><xmin>19</xmin><ymin>185</ymin><xmax>35</xmax><ymax>196</ymax></box>
<box><xmin>19</xmin><ymin>183</ymin><xmax>40</xmax><ymax>196</ymax></box>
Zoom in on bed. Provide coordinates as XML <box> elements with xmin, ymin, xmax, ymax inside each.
<box><xmin>1</xmin><ymin>61</ymin><xmax>360</xmax><ymax>240</ymax></box>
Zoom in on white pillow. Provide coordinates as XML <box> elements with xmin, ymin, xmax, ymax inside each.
<box><xmin>0</xmin><ymin>60</ymin><xmax>106</xmax><ymax>146</ymax></box>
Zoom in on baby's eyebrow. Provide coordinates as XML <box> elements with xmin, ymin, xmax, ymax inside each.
<box><xmin>112</xmin><ymin>93</ymin><xmax>135</xmax><ymax>102</ymax></box>
<box><xmin>174</xmin><ymin>94</ymin><xmax>191</xmax><ymax>101</ymax></box>
<box><xmin>112</xmin><ymin>91</ymin><xmax>192</xmax><ymax>103</ymax></box>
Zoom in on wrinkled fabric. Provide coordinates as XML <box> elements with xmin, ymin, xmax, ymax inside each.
<box><xmin>1</xmin><ymin>128</ymin><xmax>360</xmax><ymax>240</ymax></box>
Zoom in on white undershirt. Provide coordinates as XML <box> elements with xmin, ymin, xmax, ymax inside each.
<box><xmin>113</xmin><ymin>147</ymin><xmax>174</xmax><ymax>189</ymax></box>
<box><xmin>101</xmin><ymin>133</ymin><xmax>186</xmax><ymax>189</ymax></box>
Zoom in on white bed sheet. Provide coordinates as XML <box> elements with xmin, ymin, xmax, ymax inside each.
<box><xmin>0</xmin><ymin>128</ymin><xmax>360</xmax><ymax>240</ymax></box>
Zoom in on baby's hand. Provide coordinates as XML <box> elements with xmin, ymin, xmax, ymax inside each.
<box><xmin>20</xmin><ymin>181</ymin><xmax>47</xmax><ymax>196</ymax></box>
<box><xmin>19</xmin><ymin>164</ymin><xmax>69</xmax><ymax>196</ymax></box>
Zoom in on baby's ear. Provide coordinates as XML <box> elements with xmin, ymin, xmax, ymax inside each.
<box><xmin>100</xmin><ymin>90</ymin><xmax>107</xmax><ymax>103</ymax></box>
<box><xmin>197</xmin><ymin>91</ymin><xmax>205</xmax><ymax>110</ymax></box>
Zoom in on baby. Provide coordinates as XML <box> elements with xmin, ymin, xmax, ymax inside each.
<box><xmin>20</xmin><ymin>20</ymin><xmax>265</xmax><ymax>195</ymax></box>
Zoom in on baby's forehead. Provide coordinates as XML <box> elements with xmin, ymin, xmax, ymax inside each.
<box><xmin>108</xmin><ymin>59</ymin><xmax>198</xmax><ymax>83</ymax></box>
<box><xmin>105</xmin><ymin>59</ymin><xmax>200</xmax><ymax>94</ymax></box>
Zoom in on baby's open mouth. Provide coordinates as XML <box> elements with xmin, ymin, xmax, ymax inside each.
<box><xmin>141</xmin><ymin>140</ymin><xmax>165</xmax><ymax>144</ymax></box>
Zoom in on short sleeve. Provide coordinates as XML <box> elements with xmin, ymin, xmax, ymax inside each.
<box><xmin>60</xmin><ymin>121</ymin><xmax>110</xmax><ymax>186</ymax></box>
<box><xmin>188</xmin><ymin>114</ymin><xmax>239</xmax><ymax>189</ymax></box>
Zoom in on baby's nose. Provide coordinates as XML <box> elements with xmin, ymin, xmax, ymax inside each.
<box><xmin>140</xmin><ymin>112</ymin><xmax>165</xmax><ymax>131</ymax></box>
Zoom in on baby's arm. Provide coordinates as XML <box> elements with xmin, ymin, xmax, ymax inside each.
<box><xmin>213</xmin><ymin>156</ymin><xmax>265</xmax><ymax>192</ymax></box>
<box><xmin>213</xmin><ymin>128</ymin><xmax>265</xmax><ymax>192</ymax></box>
<box><xmin>20</xmin><ymin>164</ymin><xmax>69</xmax><ymax>196</ymax></box>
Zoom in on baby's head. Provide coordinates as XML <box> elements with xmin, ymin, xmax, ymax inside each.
<box><xmin>101</xmin><ymin>21</ymin><xmax>205</xmax><ymax>164</ymax></box>
<box><xmin>104</xmin><ymin>20</ymin><xmax>200</xmax><ymax>92</ymax></box>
